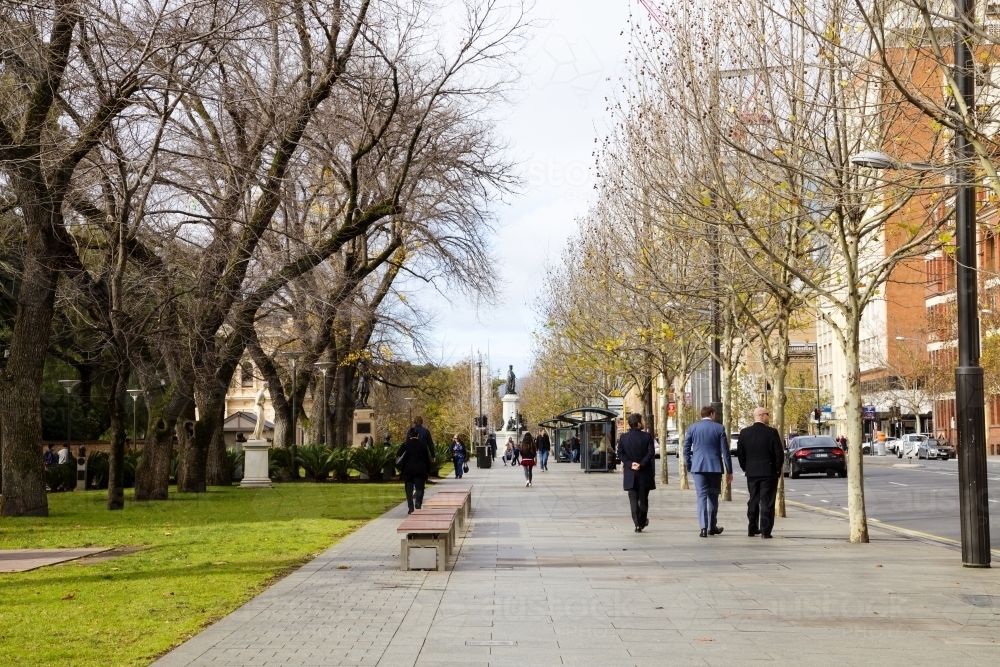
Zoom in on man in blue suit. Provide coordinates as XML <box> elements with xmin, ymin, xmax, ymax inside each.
<box><xmin>683</xmin><ymin>405</ymin><xmax>733</xmax><ymax>537</ymax></box>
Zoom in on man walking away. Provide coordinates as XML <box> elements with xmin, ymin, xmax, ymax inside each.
<box><xmin>536</xmin><ymin>429</ymin><xmax>551</xmax><ymax>471</ymax></box>
<box><xmin>683</xmin><ymin>406</ymin><xmax>733</xmax><ymax>537</ymax></box>
<box><xmin>398</xmin><ymin>427</ymin><xmax>435</xmax><ymax>514</ymax></box>
<box><xmin>570</xmin><ymin>435</ymin><xmax>581</xmax><ymax>463</ymax></box>
<box><xmin>618</xmin><ymin>413</ymin><xmax>656</xmax><ymax>532</ymax></box>
<box><xmin>43</xmin><ymin>444</ymin><xmax>57</xmax><ymax>468</ymax></box>
<box><xmin>736</xmin><ymin>407</ymin><xmax>784</xmax><ymax>538</ymax></box>
<box><xmin>487</xmin><ymin>433</ymin><xmax>497</xmax><ymax>461</ymax></box>
<box><xmin>58</xmin><ymin>443</ymin><xmax>70</xmax><ymax>466</ymax></box>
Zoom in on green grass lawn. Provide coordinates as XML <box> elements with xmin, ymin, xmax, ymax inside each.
<box><xmin>0</xmin><ymin>483</ymin><xmax>405</xmax><ymax>667</ymax></box>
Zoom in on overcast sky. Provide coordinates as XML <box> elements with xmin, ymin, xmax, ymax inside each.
<box><xmin>407</xmin><ymin>0</ymin><xmax>634</xmax><ymax>380</ymax></box>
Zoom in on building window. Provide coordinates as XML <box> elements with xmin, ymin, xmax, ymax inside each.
<box><xmin>241</xmin><ymin>363</ymin><xmax>254</xmax><ymax>388</ymax></box>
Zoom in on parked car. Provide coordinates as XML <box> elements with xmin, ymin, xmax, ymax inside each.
<box><xmin>896</xmin><ymin>434</ymin><xmax>928</xmax><ymax>459</ymax></box>
<box><xmin>884</xmin><ymin>438</ymin><xmax>900</xmax><ymax>454</ymax></box>
<box><xmin>729</xmin><ymin>432</ymin><xmax>740</xmax><ymax>454</ymax></box>
<box><xmin>933</xmin><ymin>438</ymin><xmax>955</xmax><ymax>460</ymax></box>
<box><xmin>902</xmin><ymin>436</ymin><xmax>947</xmax><ymax>460</ymax></box>
<box><xmin>785</xmin><ymin>436</ymin><xmax>847</xmax><ymax>478</ymax></box>
<box><xmin>665</xmin><ymin>434</ymin><xmax>679</xmax><ymax>457</ymax></box>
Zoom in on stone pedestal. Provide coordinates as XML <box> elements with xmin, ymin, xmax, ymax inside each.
<box><xmin>239</xmin><ymin>440</ymin><xmax>272</xmax><ymax>489</ymax></box>
<box><xmin>494</xmin><ymin>393</ymin><xmax>520</xmax><ymax>447</ymax></box>
<box><xmin>352</xmin><ymin>408</ymin><xmax>375</xmax><ymax>447</ymax></box>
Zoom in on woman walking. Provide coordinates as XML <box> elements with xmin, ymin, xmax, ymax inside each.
<box><xmin>520</xmin><ymin>432</ymin><xmax>537</xmax><ymax>487</ymax></box>
<box><xmin>450</xmin><ymin>434</ymin><xmax>468</xmax><ymax>479</ymax></box>
<box><xmin>397</xmin><ymin>427</ymin><xmax>434</xmax><ymax>514</ymax></box>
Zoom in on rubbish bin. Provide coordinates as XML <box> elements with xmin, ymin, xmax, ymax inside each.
<box><xmin>476</xmin><ymin>445</ymin><xmax>491</xmax><ymax>468</ymax></box>
<box><xmin>876</xmin><ymin>440</ymin><xmax>886</xmax><ymax>456</ymax></box>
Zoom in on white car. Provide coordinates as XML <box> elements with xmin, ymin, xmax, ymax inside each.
<box><xmin>729</xmin><ymin>432</ymin><xmax>740</xmax><ymax>454</ymax></box>
<box><xmin>665</xmin><ymin>435</ymin><xmax>679</xmax><ymax>456</ymax></box>
<box><xmin>883</xmin><ymin>438</ymin><xmax>900</xmax><ymax>454</ymax></box>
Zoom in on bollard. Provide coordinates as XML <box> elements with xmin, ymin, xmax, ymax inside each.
<box><xmin>76</xmin><ymin>445</ymin><xmax>88</xmax><ymax>491</ymax></box>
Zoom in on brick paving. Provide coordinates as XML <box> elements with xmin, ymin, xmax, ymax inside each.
<box><xmin>153</xmin><ymin>461</ymin><xmax>999</xmax><ymax>666</ymax></box>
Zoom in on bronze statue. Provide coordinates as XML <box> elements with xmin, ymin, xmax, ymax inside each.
<box><xmin>356</xmin><ymin>371</ymin><xmax>370</xmax><ymax>408</ymax></box>
<box><xmin>506</xmin><ymin>365</ymin><xmax>516</xmax><ymax>395</ymax></box>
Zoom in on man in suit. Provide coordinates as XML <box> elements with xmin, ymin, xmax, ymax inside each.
<box><xmin>683</xmin><ymin>405</ymin><xmax>733</xmax><ymax>537</ymax></box>
<box><xmin>618</xmin><ymin>413</ymin><xmax>656</xmax><ymax>532</ymax></box>
<box><xmin>736</xmin><ymin>407</ymin><xmax>785</xmax><ymax>538</ymax></box>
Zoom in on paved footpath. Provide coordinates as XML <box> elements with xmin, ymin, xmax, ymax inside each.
<box><xmin>154</xmin><ymin>461</ymin><xmax>999</xmax><ymax>667</ymax></box>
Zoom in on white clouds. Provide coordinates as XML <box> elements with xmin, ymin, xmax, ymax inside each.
<box><xmin>411</xmin><ymin>0</ymin><xmax>631</xmax><ymax>376</ymax></box>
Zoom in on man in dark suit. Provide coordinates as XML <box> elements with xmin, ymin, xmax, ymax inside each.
<box><xmin>618</xmin><ymin>413</ymin><xmax>656</xmax><ymax>532</ymax></box>
<box><xmin>735</xmin><ymin>407</ymin><xmax>785</xmax><ymax>538</ymax></box>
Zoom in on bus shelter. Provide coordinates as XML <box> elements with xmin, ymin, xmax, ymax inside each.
<box><xmin>553</xmin><ymin>407</ymin><xmax>618</xmax><ymax>472</ymax></box>
<box><xmin>538</xmin><ymin>417</ymin><xmax>577</xmax><ymax>463</ymax></box>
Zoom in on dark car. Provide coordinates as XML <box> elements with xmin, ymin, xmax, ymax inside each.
<box><xmin>785</xmin><ymin>436</ymin><xmax>847</xmax><ymax>478</ymax></box>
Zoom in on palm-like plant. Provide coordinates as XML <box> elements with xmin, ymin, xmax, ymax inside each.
<box><xmin>431</xmin><ymin>443</ymin><xmax>451</xmax><ymax>478</ymax></box>
<box><xmin>329</xmin><ymin>447</ymin><xmax>352</xmax><ymax>481</ymax></box>
<box><xmin>351</xmin><ymin>446</ymin><xmax>394</xmax><ymax>480</ymax></box>
<box><xmin>296</xmin><ymin>444</ymin><xmax>337</xmax><ymax>482</ymax></box>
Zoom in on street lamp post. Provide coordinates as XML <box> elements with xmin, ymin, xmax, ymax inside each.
<box><xmin>314</xmin><ymin>362</ymin><xmax>335</xmax><ymax>446</ymax></box>
<box><xmin>127</xmin><ymin>390</ymin><xmax>143</xmax><ymax>444</ymax></box>
<box><xmin>850</xmin><ymin>0</ymin><xmax>991</xmax><ymax>563</ymax></box>
<box><xmin>283</xmin><ymin>352</ymin><xmax>303</xmax><ymax>479</ymax></box>
<box><xmin>404</xmin><ymin>396</ymin><xmax>415</xmax><ymax>426</ymax></box>
<box><xmin>59</xmin><ymin>380</ymin><xmax>81</xmax><ymax>452</ymax></box>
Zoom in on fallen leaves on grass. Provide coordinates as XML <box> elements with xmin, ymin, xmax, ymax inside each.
<box><xmin>62</xmin><ymin>593</ymin><xmax>75</xmax><ymax>600</ymax></box>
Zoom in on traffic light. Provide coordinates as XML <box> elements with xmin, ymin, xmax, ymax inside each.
<box><xmin>814</xmin><ymin>408</ymin><xmax>822</xmax><ymax>423</ymax></box>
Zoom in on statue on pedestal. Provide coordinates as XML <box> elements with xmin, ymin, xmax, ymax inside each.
<box><xmin>252</xmin><ymin>383</ymin><xmax>267</xmax><ymax>440</ymax></box>
<box><xmin>356</xmin><ymin>370</ymin><xmax>371</xmax><ymax>408</ymax></box>
<box><xmin>506</xmin><ymin>365</ymin><xmax>516</xmax><ymax>395</ymax></box>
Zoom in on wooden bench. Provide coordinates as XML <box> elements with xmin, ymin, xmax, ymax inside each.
<box><xmin>428</xmin><ymin>488</ymin><xmax>472</xmax><ymax>524</ymax></box>
<box><xmin>398</xmin><ymin>507</ymin><xmax>459</xmax><ymax>571</ymax></box>
<box><xmin>421</xmin><ymin>493</ymin><xmax>470</xmax><ymax>530</ymax></box>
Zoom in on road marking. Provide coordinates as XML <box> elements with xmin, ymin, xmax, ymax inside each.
<box><xmin>803</xmin><ymin>494</ymin><xmax>812</xmax><ymax>497</ymax></box>
<box><xmin>784</xmin><ymin>499</ymin><xmax>1000</xmax><ymax>556</ymax></box>
<box><xmin>820</xmin><ymin>499</ymin><xmax>829</xmax><ymax>503</ymax></box>
<box><xmin>888</xmin><ymin>482</ymin><xmax>908</xmax><ymax>486</ymax></box>
<box><xmin>990</xmin><ymin>500</ymin><xmax>999</xmax><ymax>504</ymax></box>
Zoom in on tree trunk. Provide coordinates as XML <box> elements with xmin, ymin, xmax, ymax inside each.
<box><xmin>642</xmin><ymin>371</ymin><xmax>654</xmax><ymax>436</ymax></box>
<box><xmin>135</xmin><ymin>392</ymin><xmax>182</xmax><ymax>501</ymax></box>
<box><xmin>772</xmin><ymin>313</ymin><xmax>791</xmax><ymax>519</ymax></box>
<box><xmin>182</xmin><ymin>381</ymin><xmax>225</xmax><ymax>493</ymax></box>
<box><xmin>676</xmin><ymin>373</ymin><xmax>690</xmax><ymax>490</ymax></box>
<box><xmin>333</xmin><ymin>364</ymin><xmax>356</xmax><ymax>448</ymax></box>
<box><xmin>0</xmin><ymin>205</ymin><xmax>59</xmax><ymax>517</ymax></box>
<box><xmin>842</xmin><ymin>315</ymin><xmax>869</xmax><ymax>543</ymax></box>
<box><xmin>106</xmin><ymin>370</ymin><xmax>128</xmax><ymax>510</ymax></box>
<box><xmin>721</xmin><ymin>356</ymin><xmax>734</xmax><ymax>502</ymax></box>
<box><xmin>175</xmin><ymin>416</ymin><xmax>196</xmax><ymax>491</ymax></box>
<box><xmin>205</xmin><ymin>399</ymin><xmax>230</xmax><ymax>486</ymax></box>
<box><xmin>658</xmin><ymin>371</ymin><xmax>670</xmax><ymax>484</ymax></box>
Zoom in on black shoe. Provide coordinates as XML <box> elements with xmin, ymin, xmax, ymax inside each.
<box><xmin>748</xmin><ymin>529</ymin><xmax>760</xmax><ymax>537</ymax></box>
<box><xmin>408</xmin><ymin>509</ymin><xmax>414</xmax><ymax>514</ymax></box>
<box><xmin>699</xmin><ymin>529</ymin><xmax>708</xmax><ymax>538</ymax></box>
<box><xmin>761</xmin><ymin>534</ymin><xmax>773</xmax><ymax>539</ymax></box>
<box><xmin>635</xmin><ymin>526</ymin><xmax>641</xmax><ymax>532</ymax></box>
<box><xmin>710</xmin><ymin>526</ymin><xmax>724</xmax><ymax>535</ymax></box>
<box><xmin>643</xmin><ymin>519</ymin><xmax>650</xmax><ymax>528</ymax></box>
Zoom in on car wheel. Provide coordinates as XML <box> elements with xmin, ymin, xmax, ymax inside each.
<box><xmin>791</xmin><ymin>464</ymin><xmax>801</xmax><ymax>479</ymax></box>
<box><xmin>827</xmin><ymin>470</ymin><xmax>835</xmax><ymax>477</ymax></box>
<box><xmin>838</xmin><ymin>470</ymin><xmax>847</xmax><ymax>478</ymax></box>
<box><xmin>897</xmin><ymin>451</ymin><xmax>902</xmax><ymax>459</ymax></box>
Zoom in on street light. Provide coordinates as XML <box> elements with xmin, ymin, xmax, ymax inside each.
<box><xmin>59</xmin><ymin>380</ymin><xmax>81</xmax><ymax>453</ymax></box>
<box><xmin>850</xmin><ymin>0</ymin><xmax>990</xmax><ymax>564</ymax></box>
<box><xmin>283</xmin><ymin>352</ymin><xmax>303</xmax><ymax>479</ymax></box>
<box><xmin>314</xmin><ymin>361</ymin><xmax>335</xmax><ymax>446</ymax></box>
<box><xmin>127</xmin><ymin>390</ymin><xmax>143</xmax><ymax>444</ymax></box>
<box><xmin>404</xmin><ymin>396</ymin><xmax>415</xmax><ymax>426</ymax></box>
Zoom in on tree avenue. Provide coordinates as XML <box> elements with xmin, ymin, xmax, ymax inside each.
<box><xmin>0</xmin><ymin>0</ymin><xmax>529</xmax><ymax>516</ymax></box>
<box><xmin>531</xmin><ymin>0</ymin><xmax>970</xmax><ymax>543</ymax></box>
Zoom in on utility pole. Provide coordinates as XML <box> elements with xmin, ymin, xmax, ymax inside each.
<box><xmin>954</xmin><ymin>0</ymin><xmax>991</xmax><ymax>567</ymax></box>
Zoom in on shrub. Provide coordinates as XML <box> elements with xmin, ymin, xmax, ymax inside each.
<box><xmin>430</xmin><ymin>443</ymin><xmax>451</xmax><ymax>478</ymax></box>
<box><xmin>329</xmin><ymin>447</ymin><xmax>352</xmax><ymax>481</ymax></box>
<box><xmin>295</xmin><ymin>444</ymin><xmax>337</xmax><ymax>482</ymax></box>
<box><xmin>86</xmin><ymin>451</ymin><xmax>109</xmax><ymax>489</ymax></box>
<box><xmin>268</xmin><ymin>447</ymin><xmax>295</xmax><ymax>480</ymax></box>
<box><xmin>45</xmin><ymin>459</ymin><xmax>77</xmax><ymax>492</ymax></box>
<box><xmin>351</xmin><ymin>446</ymin><xmax>394</xmax><ymax>480</ymax></box>
<box><xmin>227</xmin><ymin>448</ymin><xmax>245</xmax><ymax>480</ymax></box>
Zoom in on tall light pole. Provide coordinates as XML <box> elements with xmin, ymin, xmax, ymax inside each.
<box><xmin>404</xmin><ymin>396</ymin><xmax>415</xmax><ymax>426</ymax></box>
<box><xmin>850</xmin><ymin>3</ymin><xmax>991</xmax><ymax>562</ymax></box>
<box><xmin>952</xmin><ymin>0</ymin><xmax>991</xmax><ymax>563</ymax></box>
<box><xmin>59</xmin><ymin>380</ymin><xmax>81</xmax><ymax>452</ymax></box>
<box><xmin>315</xmin><ymin>362</ymin><xmax>335</xmax><ymax>446</ymax></box>
<box><xmin>283</xmin><ymin>352</ymin><xmax>303</xmax><ymax>478</ymax></box>
<box><xmin>127</xmin><ymin>390</ymin><xmax>143</xmax><ymax>444</ymax></box>
<box><xmin>477</xmin><ymin>359</ymin><xmax>484</xmax><ymax>447</ymax></box>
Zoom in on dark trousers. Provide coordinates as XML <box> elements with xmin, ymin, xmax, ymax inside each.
<box><xmin>628</xmin><ymin>488</ymin><xmax>650</xmax><ymax>528</ymax></box>
<box><xmin>746</xmin><ymin>475</ymin><xmax>778</xmax><ymax>536</ymax></box>
<box><xmin>403</xmin><ymin>476</ymin><xmax>426</xmax><ymax>512</ymax></box>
